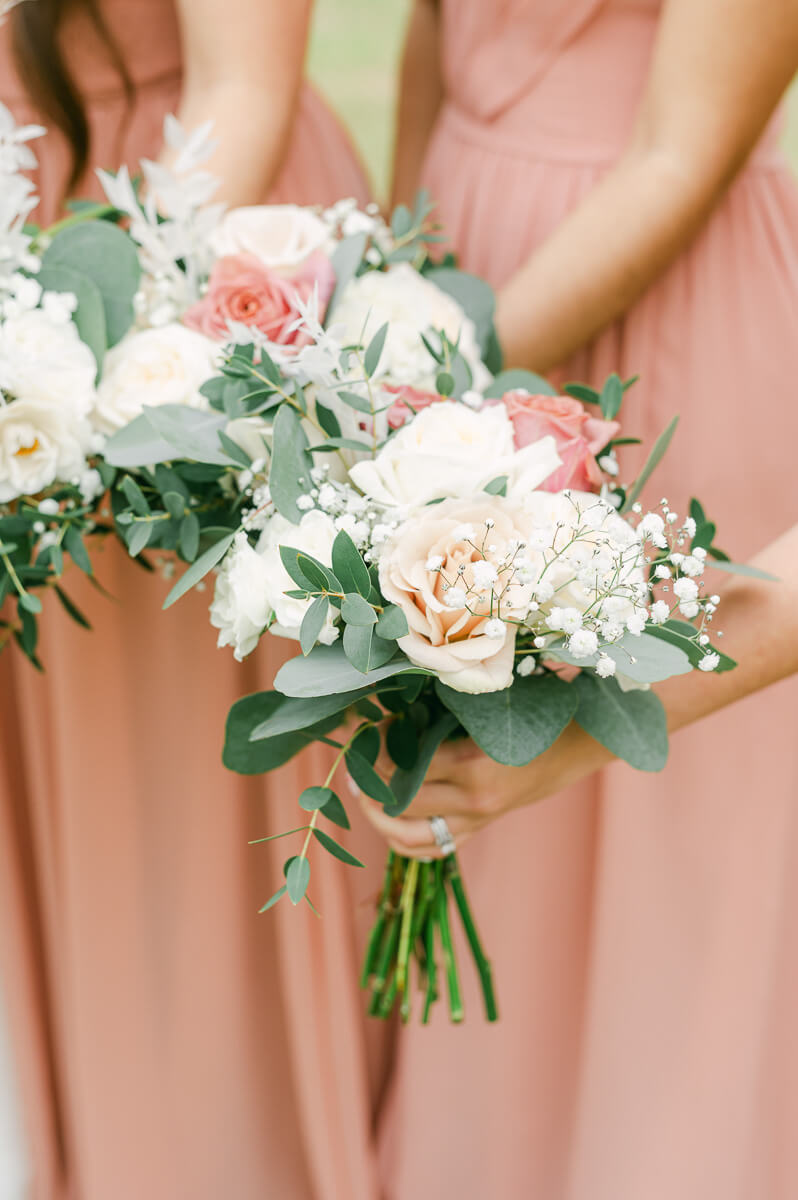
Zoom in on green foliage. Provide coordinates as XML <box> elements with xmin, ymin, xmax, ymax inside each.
<box><xmin>375</xmin><ymin>604</ymin><xmax>409</xmax><ymax>640</ymax></box>
<box><xmin>37</xmin><ymin>264</ymin><xmax>107</xmax><ymax>369</ymax></box>
<box><xmin>312</xmin><ymin>828</ymin><xmax>365</xmax><ymax>868</ymax></box>
<box><xmin>436</xmin><ymin>674</ymin><xmax>577</xmax><ymax>767</ymax></box>
<box><xmin>269</xmin><ymin>405</ymin><xmax>314</xmax><ymax>524</ymax></box>
<box><xmin>331</xmin><ymin>530</ymin><xmax>371</xmax><ymax>597</ymax></box>
<box><xmin>162</xmin><ymin>531</ymin><xmax>235</xmax><ymax>609</ymax></box>
<box><xmin>386</xmin><ymin>710</ymin><xmax>459</xmax><ymax>817</ymax></box>
<box><xmin>104</xmin><ymin>406</ymin><xmax>232</xmax><ymax>468</ymax></box>
<box><xmin>224</xmin><ymin>692</ymin><xmax>341</xmax><ymax>774</ymax></box>
<box><xmin>483</xmin><ymin>368</ymin><xmax>556</xmax><ymax>399</ymax></box>
<box><xmin>343</xmin><ymin>622</ymin><xmax>397</xmax><ymax>673</ymax></box>
<box><xmin>547</xmin><ymin>630</ymin><xmax>692</xmax><ymax>685</ymax></box>
<box><xmin>300</xmin><ymin>596</ymin><xmax>330</xmax><ymax>655</ymax></box>
<box><xmin>327</xmin><ymin>232</ymin><xmax>368</xmax><ymax>319</ymax></box>
<box><xmin>598</xmin><ymin>373</ymin><xmax>624</xmax><ymax>420</ymax></box>
<box><xmin>424</xmin><ymin>268</ymin><xmax>496</xmax><ymax>360</ymax></box>
<box><xmin>298</xmin><ymin>787</ymin><xmax>350</xmax><ymax>830</ymax></box>
<box><xmin>646</xmin><ymin>618</ymin><xmax>737</xmax><ymax>673</ymax></box>
<box><xmin>573</xmin><ymin>673</ymin><xmax>668</xmax><ymax>771</ymax></box>
<box><xmin>250</xmin><ymin>689</ymin><xmax>363</xmax><ymax>740</ymax></box>
<box><xmin>622</xmin><ymin>416</ymin><xmax>679</xmax><ymax>512</ymax></box>
<box><xmin>364</xmin><ymin>321</ymin><xmax>389</xmax><ymax>376</ymax></box>
<box><xmin>286</xmin><ymin>856</ymin><xmax>311</xmax><ymax>905</ymax></box>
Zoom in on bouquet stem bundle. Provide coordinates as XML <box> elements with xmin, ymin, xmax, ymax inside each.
<box><xmin>361</xmin><ymin>851</ymin><xmax>498</xmax><ymax>1023</ymax></box>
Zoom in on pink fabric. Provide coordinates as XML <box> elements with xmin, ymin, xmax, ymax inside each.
<box><xmin>377</xmin><ymin>3</ymin><xmax>798</xmax><ymax>1199</ymax></box>
<box><xmin>0</xmin><ymin>4</ymin><xmax>392</xmax><ymax>1200</ymax></box>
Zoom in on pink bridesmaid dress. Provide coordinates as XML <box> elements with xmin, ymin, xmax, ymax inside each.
<box><xmin>0</xmin><ymin>4</ymin><xmax>391</xmax><ymax>1198</ymax></box>
<box><xmin>377</xmin><ymin>3</ymin><xmax>798</xmax><ymax>1199</ymax></box>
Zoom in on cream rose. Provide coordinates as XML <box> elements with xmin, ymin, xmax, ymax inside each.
<box><xmin>332</xmin><ymin>263</ymin><xmax>491</xmax><ymax>391</ymax></box>
<box><xmin>93</xmin><ymin>323</ymin><xmax>220</xmax><ymax>433</ymax></box>
<box><xmin>0</xmin><ymin>309</ymin><xmax>96</xmax><ymax>420</ymax></box>
<box><xmin>0</xmin><ymin>399</ymin><xmax>88</xmax><ymax>501</ymax></box>
<box><xmin>208</xmin><ymin>205</ymin><xmax>329</xmax><ymax>270</ymax></box>
<box><xmin>256</xmin><ymin>509</ymin><xmax>339</xmax><ymax>644</ymax></box>
<box><xmin>379</xmin><ymin>496</ymin><xmax>539</xmax><ymax>693</ymax></box>
<box><xmin>349</xmin><ymin>401</ymin><xmax>561</xmax><ymax>508</ymax></box>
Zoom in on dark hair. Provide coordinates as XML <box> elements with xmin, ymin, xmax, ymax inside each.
<box><xmin>11</xmin><ymin>0</ymin><xmax>133</xmax><ymax>195</ymax></box>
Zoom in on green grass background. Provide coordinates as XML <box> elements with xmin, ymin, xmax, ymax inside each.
<box><xmin>308</xmin><ymin>0</ymin><xmax>798</xmax><ymax>201</ymax></box>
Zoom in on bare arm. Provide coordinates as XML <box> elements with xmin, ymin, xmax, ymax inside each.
<box><xmin>496</xmin><ymin>0</ymin><xmax>798</xmax><ymax>372</ymax></box>
<box><xmin>363</xmin><ymin>524</ymin><xmax>798</xmax><ymax>856</ymax></box>
<box><xmin>167</xmin><ymin>0</ymin><xmax>312</xmax><ymax>206</ymax></box>
<box><xmin>390</xmin><ymin>0</ymin><xmax>444</xmax><ymax>208</ymax></box>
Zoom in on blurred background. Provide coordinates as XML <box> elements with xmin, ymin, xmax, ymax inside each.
<box><xmin>309</xmin><ymin>0</ymin><xmax>798</xmax><ymax>203</ymax></box>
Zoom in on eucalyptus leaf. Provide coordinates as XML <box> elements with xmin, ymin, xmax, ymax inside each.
<box><xmin>424</xmin><ymin>267</ymin><xmax>496</xmax><ymax>357</ymax></box>
<box><xmin>598</xmin><ymin>373</ymin><xmax>624</xmax><ymax>420</ymax></box>
<box><xmin>705</xmin><ymin>559</ymin><xmax>779</xmax><ymax>582</ymax></box>
<box><xmin>622</xmin><ymin>416</ymin><xmax>679</xmax><ymax>512</ymax></box>
<box><xmin>331</xmin><ymin>531</ymin><xmax>371</xmax><ymax>597</ymax></box>
<box><xmin>483</xmin><ymin>368</ymin><xmax>557</xmax><ymax>399</ymax></box>
<box><xmin>163</xmin><ymin>531</ymin><xmax>235</xmax><ymax>609</ymax></box>
<box><xmin>364</xmin><ymin>322</ymin><xmax>389</xmax><ymax>377</ymax></box>
<box><xmin>563</xmin><ymin>383</ymin><xmax>600</xmax><ymax>405</ymax></box>
<box><xmin>259</xmin><ymin>885</ymin><xmax>287</xmax><ymax>913</ymax></box>
<box><xmin>312</xmin><ymin>828</ymin><xmax>365</xmax><ymax>868</ymax></box>
<box><xmin>286</xmin><ymin>856</ymin><xmax>310</xmax><ymax>905</ymax></box>
<box><xmin>327</xmin><ymin>232</ymin><xmax>368</xmax><ymax>319</ymax></box>
<box><xmin>574</xmin><ymin>672</ymin><xmax>668</xmax><ymax>771</ymax></box>
<box><xmin>548</xmin><ymin>630</ymin><xmax>692</xmax><ymax>684</ymax></box>
<box><xmin>225</xmin><ymin>692</ymin><xmax>341</xmax><ymax>774</ymax></box>
<box><xmin>300</xmin><ymin>595</ymin><xmax>329</xmax><ymax>655</ymax></box>
<box><xmin>41</xmin><ymin>220</ymin><xmax>140</xmax><ymax>346</ymax></box>
<box><xmin>274</xmin><ymin>643</ymin><xmax>421</xmax><ymax>698</ymax></box>
<box><xmin>341</xmin><ymin>592</ymin><xmax>377</xmax><ymax>626</ymax></box>
<box><xmin>343</xmin><ymin>622</ymin><xmax>396</xmax><ymax>673</ymax></box>
<box><xmin>250</xmin><ymin>688</ymin><xmax>365</xmax><ymax>740</ymax></box>
<box><xmin>179</xmin><ymin>512</ymin><xmax>200</xmax><ymax>561</ymax></box>
<box><xmin>127</xmin><ymin>521</ymin><xmax>152</xmax><ymax>557</ymax></box>
<box><xmin>269</xmin><ymin>404</ymin><xmax>314</xmax><ymax>524</ymax></box>
<box><xmin>344</xmin><ymin>748</ymin><xmax>395</xmax><ymax>807</ymax></box>
<box><xmin>386</xmin><ymin>710</ymin><xmax>459</xmax><ymax>817</ymax></box>
<box><xmin>37</xmin><ymin>264</ymin><xmax>107</xmax><ymax>368</ymax></box>
<box><xmin>375</xmin><ymin>604</ymin><xmax>409</xmax><ymax>641</ymax></box>
<box><xmin>436</xmin><ymin>674</ymin><xmax>577</xmax><ymax>766</ymax></box>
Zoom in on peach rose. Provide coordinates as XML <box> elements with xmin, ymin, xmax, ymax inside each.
<box><xmin>499</xmin><ymin>391</ymin><xmax>620</xmax><ymax>493</ymax></box>
<box><xmin>385</xmin><ymin>385</ymin><xmax>446</xmax><ymax>430</ymax></box>
<box><xmin>379</xmin><ymin>496</ymin><xmax>539</xmax><ymax>693</ymax></box>
<box><xmin>183</xmin><ymin>251</ymin><xmax>335</xmax><ymax>346</ymax></box>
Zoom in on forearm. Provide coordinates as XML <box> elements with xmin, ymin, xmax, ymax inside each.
<box><xmin>496</xmin><ymin>146</ymin><xmax>730</xmax><ymax>373</ymax></box>
<box><xmin>170</xmin><ymin>82</ymin><xmax>300</xmax><ymax>206</ymax></box>
<box><xmin>390</xmin><ymin>0</ymin><xmax>443</xmax><ymax>208</ymax></box>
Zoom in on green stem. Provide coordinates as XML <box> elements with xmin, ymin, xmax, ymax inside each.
<box><xmin>360</xmin><ymin>851</ymin><xmax>396</xmax><ymax>988</ymax></box>
<box><xmin>369</xmin><ymin>911</ymin><xmax>401</xmax><ymax>1015</ymax></box>
<box><xmin>395</xmin><ymin>857</ymin><xmax>419</xmax><ymax>993</ymax></box>
<box><xmin>446</xmin><ymin>857</ymin><xmax>498</xmax><ymax>1022</ymax></box>
<box><xmin>377</xmin><ymin>968</ymin><xmax>399</xmax><ymax>1019</ymax></box>
<box><xmin>422</xmin><ymin>907</ymin><xmax>438</xmax><ymax>1025</ymax></box>
<box><xmin>435</xmin><ymin>862</ymin><xmax>464</xmax><ymax>1023</ymax></box>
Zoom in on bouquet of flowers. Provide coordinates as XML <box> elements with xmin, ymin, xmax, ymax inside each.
<box><xmin>94</xmin><ymin>129</ymin><xmax>746</xmax><ymax>1024</ymax></box>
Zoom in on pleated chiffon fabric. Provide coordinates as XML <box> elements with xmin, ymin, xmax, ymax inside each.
<box><xmin>0</xmin><ymin>3</ymin><xmax>392</xmax><ymax>1198</ymax></box>
<box><xmin>376</xmin><ymin>2</ymin><xmax>798</xmax><ymax>1198</ymax></box>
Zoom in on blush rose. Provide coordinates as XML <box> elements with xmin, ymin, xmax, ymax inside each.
<box><xmin>498</xmin><ymin>391</ymin><xmax>620</xmax><ymax>493</ymax></box>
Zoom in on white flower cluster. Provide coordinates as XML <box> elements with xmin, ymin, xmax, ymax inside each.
<box><xmin>99</xmin><ymin>116</ymin><xmax>225</xmax><ymax>321</ymax></box>
<box><xmin>0</xmin><ymin>102</ymin><xmax>44</xmax><ymax>289</ymax></box>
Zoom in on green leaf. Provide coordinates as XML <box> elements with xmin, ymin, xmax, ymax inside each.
<box><xmin>646</xmin><ymin>619</ymin><xmax>736</xmax><ymax>673</ymax></box>
<box><xmin>483</xmin><ymin>476</ymin><xmax>508</xmax><ymax>496</ymax></box>
<box><xmin>300</xmin><ymin>595</ymin><xmax>329</xmax><ymax>655</ymax></box>
<box><xmin>598</xmin><ymin>373</ymin><xmax>624</xmax><ymax>420</ymax></box>
<box><xmin>36</xmin><ymin>264</ymin><xmax>107</xmax><ymax>368</ymax></box>
<box><xmin>120</xmin><ymin>475</ymin><xmax>149</xmax><ymax>516</ymax></box>
<box><xmin>18</xmin><ymin>602</ymin><xmax>37</xmax><ymax>654</ymax></box>
<box><xmin>179</xmin><ymin>512</ymin><xmax>200</xmax><ymax>562</ymax></box>
<box><xmin>18</xmin><ymin>592</ymin><xmax>42</xmax><ymax>616</ymax></box>
<box><xmin>334</xmin><ymin>388</ymin><xmax>374</xmax><ymax>415</ymax></box>
<box><xmin>331</xmin><ymin>531</ymin><xmax>371</xmax><ymax>597</ymax></box>
<box><xmin>691</xmin><ymin>521</ymin><xmax>716</xmax><ymax>552</ymax></box>
<box><xmin>217</xmin><ymin>431</ymin><xmax>252</xmax><ymax>468</ymax></box>
<box><xmin>298</xmin><ymin>787</ymin><xmax>350</xmax><ymax>830</ymax></box>
<box><xmin>364</xmin><ymin>321</ymin><xmax>389</xmax><ymax>376</ymax></box>
<box><xmin>63</xmin><ymin>526</ymin><xmax>93</xmax><ymax>575</ymax></box>
<box><xmin>327</xmin><ymin>232</ymin><xmax>368</xmax><ymax>320</ymax></box>
<box><xmin>259</xmin><ymin>884</ymin><xmax>287</xmax><ymax>913</ymax></box>
<box><xmin>163</xmin><ymin>532</ymin><xmax>235</xmax><ymax>609</ymax></box>
<box><xmin>269</xmin><ymin>405</ymin><xmax>314</xmax><ymax>524</ymax></box>
<box><xmin>41</xmin><ymin>220</ymin><xmax>140</xmax><ymax>346</ymax></box>
<box><xmin>435</xmin><ymin>371</ymin><xmax>455</xmax><ymax>396</ymax></box>
<box><xmin>315</xmin><ymin>401</ymin><xmax>342</xmax><ymax>439</ymax></box>
<box><xmin>386</xmin><ymin>715</ymin><xmax>419</xmax><ymax>770</ymax></box>
<box><xmin>224</xmin><ymin>691</ymin><xmax>341</xmax><ymax>774</ymax></box>
<box><xmin>622</xmin><ymin>416</ymin><xmax>679</xmax><ymax>512</ymax></box>
<box><xmin>162</xmin><ymin>490</ymin><xmax>185</xmax><ymax>521</ymax></box>
<box><xmin>689</xmin><ymin>497</ymin><xmax>707</xmax><ymax>528</ymax></box>
<box><xmin>341</xmin><ymin>592</ymin><xmax>377</xmax><ymax>626</ymax></box>
<box><xmin>391</xmin><ymin>203</ymin><xmax>413</xmax><ymax>239</ymax></box>
<box><xmin>53</xmin><ymin>585</ymin><xmax>91</xmax><ymax>630</ymax></box>
<box><xmin>312</xmin><ymin>828</ymin><xmax>365</xmax><ymax>868</ymax></box>
<box><xmin>563</xmin><ymin>383</ymin><xmax>600</xmax><ymax>405</ymax></box>
<box><xmin>344</xmin><ymin>747</ymin><xmax>394</xmax><ymax>806</ymax></box>
<box><xmin>375</xmin><ymin>604</ymin><xmax>409</xmax><ymax>641</ymax></box>
<box><xmin>436</xmin><ymin>674</ymin><xmax>577</xmax><ymax>767</ymax></box>
<box><xmin>274</xmin><ymin>642</ymin><xmax>422</xmax><ymax>698</ymax></box>
<box><xmin>104</xmin><ymin>406</ymin><xmax>230</xmax><ymax>468</ymax></box>
<box><xmin>706</xmin><ymin>559</ymin><xmax>779</xmax><ymax>582</ymax></box>
<box><xmin>574</xmin><ymin>672</ymin><xmax>668</xmax><ymax>771</ymax></box>
<box><xmin>483</xmin><ymin>368</ymin><xmax>557</xmax><ymax>399</ymax></box>
<box><xmin>127</xmin><ymin>521</ymin><xmax>152</xmax><ymax>557</ymax></box>
<box><xmin>154</xmin><ymin>464</ymin><xmax>190</xmax><ymax>502</ymax></box>
<box><xmin>386</xmin><ymin>710</ymin><xmax>459</xmax><ymax>816</ymax></box>
<box><xmin>424</xmin><ymin>267</ymin><xmax>496</xmax><ymax>358</ymax></box>
<box><xmin>250</xmin><ymin>689</ymin><xmax>366</xmax><ymax>740</ymax></box>
<box><xmin>548</xmin><ymin>630</ymin><xmax>692</xmax><ymax>684</ymax></box>
<box><xmin>352</xmin><ymin>722</ymin><xmax>380</xmax><ymax>764</ymax></box>
<box><xmin>343</xmin><ymin>622</ymin><xmax>396</xmax><ymax>673</ymax></box>
<box><xmin>286</xmin><ymin>856</ymin><xmax>311</xmax><ymax>905</ymax></box>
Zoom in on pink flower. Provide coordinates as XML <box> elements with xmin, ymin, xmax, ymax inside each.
<box><xmin>499</xmin><ymin>391</ymin><xmax>620</xmax><ymax>493</ymax></box>
<box><xmin>384</xmin><ymin>385</ymin><xmax>446</xmax><ymax>430</ymax></box>
<box><xmin>183</xmin><ymin>251</ymin><xmax>335</xmax><ymax>346</ymax></box>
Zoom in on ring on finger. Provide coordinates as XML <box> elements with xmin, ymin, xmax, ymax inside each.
<box><xmin>428</xmin><ymin>815</ymin><xmax>456</xmax><ymax>857</ymax></box>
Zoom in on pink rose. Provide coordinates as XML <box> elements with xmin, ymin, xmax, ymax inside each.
<box><xmin>183</xmin><ymin>251</ymin><xmax>335</xmax><ymax>346</ymax></box>
<box><xmin>384</xmin><ymin>385</ymin><xmax>446</xmax><ymax>430</ymax></box>
<box><xmin>498</xmin><ymin>391</ymin><xmax>620</xmax><ymax>493</ymax></box>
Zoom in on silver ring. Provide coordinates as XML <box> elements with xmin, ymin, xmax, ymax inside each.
<box><xmin>428</xmin><ymin>815</ymin><xmax>456</xmax><ymax>856</ymax></box>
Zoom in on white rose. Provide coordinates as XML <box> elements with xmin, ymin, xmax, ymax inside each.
<box><xmin>256</xmin><ymin>509</ymin><xmax>339</xmax><ymax>644</ymax></box>
<box><xmin>94</xmin><ymin>323</ymin><xmax>220</xmax><ymax>432</ymax></box>
<box><xmin>0</xmin><ymin>399</ymin><xmax>87</xmax><ymax>501</ymax></box>
<box><xmin>332</xmin><ymin>263</ymin><xmax>491</xmax><ymax>391</ymax></box>
<box><xmin>208</xmin><ymin>205</ymin><xmax>329</xmax><ymax>269</ymax></box>
<box><xmin>210</xmin><ymin>532</ymin><xmax>273</xmax><ymax>661</ymax></box>
<box><xmin>0</xmin><ymin>309</ymin><xmax>96</xmax><ymax>420</ymax></box>
<box><xmin>380</xmin><ymin>496</ymin><xmax>538</xmax><ymax>693</ymax></box>
<box><xmin>349</xmin><ymin>402</ymin><xmax>560</xmax><ymax>508</ymax></box>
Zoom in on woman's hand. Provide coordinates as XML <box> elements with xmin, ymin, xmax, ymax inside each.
<box><xmin>360</xmin><ymin>722</ymin><xmax>612</xmax><ymax>859</ymax></box>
